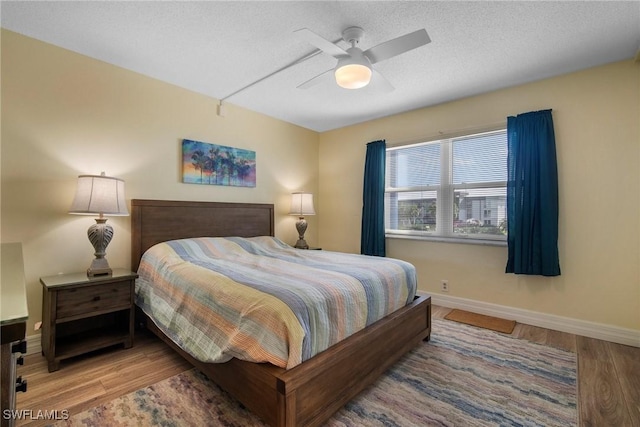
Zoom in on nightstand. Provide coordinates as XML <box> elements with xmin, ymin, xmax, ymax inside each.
<box><xmin>40</xmin><ymin>269</ymin><xmax>137</xmax><ymax>372</ymax></box>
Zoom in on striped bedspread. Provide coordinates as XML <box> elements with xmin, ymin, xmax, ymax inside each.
<box><xmin>135</xmin><ymin>236</ymin><xmax>417</xmax><ymax>369</ymax></box>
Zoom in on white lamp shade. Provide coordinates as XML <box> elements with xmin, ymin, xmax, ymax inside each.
<box><xmin>69</xmin><ymin>173</ymin><xmax>129</xmax><ymax>216</ymax></box>
<box><xmin>288</xmin><ymin>192</ymin><xmax>315</xmax><ymax>216</ymax></box>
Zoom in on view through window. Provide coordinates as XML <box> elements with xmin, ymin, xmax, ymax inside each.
<box><xmin>385</xmin><ymin>129</ymin><xmax>508</xmax><ymax>241</ymax></box>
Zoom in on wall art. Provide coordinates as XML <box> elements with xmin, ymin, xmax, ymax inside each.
<box><xmin>182</xmin><ymin>139</ymin><xmax>256</xmax><ymax>187</ymax></box>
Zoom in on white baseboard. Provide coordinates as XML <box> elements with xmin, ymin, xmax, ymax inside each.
<box><xmin>26</xmin><ymin>333</ymin><xmax>42</xmax><ymax>356</ymax></box>
<box><xmin>423</xmin><ymin>292</ymin><xmax>640</xmax><ymax>348</ymax></box>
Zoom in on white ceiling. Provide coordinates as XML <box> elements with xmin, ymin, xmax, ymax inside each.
<box><xmin>2</xmin><ymin>1</ymin><xmax>639</xmax><ymax>132</ymax></box>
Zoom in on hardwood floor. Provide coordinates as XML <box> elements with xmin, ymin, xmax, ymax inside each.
<box><xmin>14</xmin><ymin>305</ymin><xmax>639</xmax><ymax>426</ymax></box>
<box><xmin>14</xmin><ymin>332</ymin><xmax>191</xmax><ymax>427</ymax></box>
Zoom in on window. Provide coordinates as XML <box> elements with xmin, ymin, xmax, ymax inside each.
<box><xmin>385</xmin><ymin>129</ymin><xmax>507</xmax><ymax>242</ymax></box>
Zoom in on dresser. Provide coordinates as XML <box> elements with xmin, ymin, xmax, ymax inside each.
<box><xmin>1</xmin><ymin>243</ymin><xmax>29</xmax><ymax>427</ymax></box>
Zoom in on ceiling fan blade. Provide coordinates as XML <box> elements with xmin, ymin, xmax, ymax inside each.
<box><xmin>294</xmin><ymin>28</ymin><xmax>349</xmax><ymax>58</ymax></box>
<box><xmin>297</xmin><ymin>68</ymin><xmax>334</xmax><ymax>89</ymax></box>
<box><xmin>364</xmin><ymin>29</ymin><xmax>431</xmax><ymax>64</ymax></box>
<box><xmin>372</xmin><ymin>69</ymin><xmax>395</xmax><ymax>92</ymax></box>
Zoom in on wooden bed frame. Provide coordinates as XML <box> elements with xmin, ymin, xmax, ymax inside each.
<box><xmin>131</xmin><ymin>199</ymin><xmax>431</xmax><ymax>427</ymax></box>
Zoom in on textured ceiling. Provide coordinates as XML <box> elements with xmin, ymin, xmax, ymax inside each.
<box><xmin>2</xmin><ymin>1</ymin><xmax>639</xmax><ymax>132</ymax></box>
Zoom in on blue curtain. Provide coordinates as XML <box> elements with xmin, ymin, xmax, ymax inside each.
<box><xmin>506</xmin><ymin>109</ymin><xmax>560</xmax><ymax>276</ymax></box>
<box><xmin>361</xmin><ymin>140</ymin><xmax>386</xmax><ymax>256</ymax></box>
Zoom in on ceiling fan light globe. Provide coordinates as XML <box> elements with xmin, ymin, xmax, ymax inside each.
<box><xmin>335</xmin><ymin>63</ymin><xmax>372</xmax><ymax>89</ymax></box>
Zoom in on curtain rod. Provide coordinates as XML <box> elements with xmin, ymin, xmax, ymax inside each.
<box><xmin>385</xmin><ymin>120</ymin><xmax>506</xmax><ymax>148</ymax></box>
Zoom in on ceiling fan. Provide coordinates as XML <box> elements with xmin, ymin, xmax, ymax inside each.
<box><xmin>295</xmin><ymin>26</ymin><xmax>431</xmax><ymax>91</ymax></box>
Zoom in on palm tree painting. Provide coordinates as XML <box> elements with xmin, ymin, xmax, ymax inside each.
<box><xmin>182</xmin><ymin>139</ymin><xmax>256</xmax><ymax>187</ymax></box>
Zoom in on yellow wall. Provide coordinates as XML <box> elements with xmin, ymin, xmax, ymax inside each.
<box><xmin>319</xmin><ymin>60</ymin><xmax>640</xmax><ymax>331</ymax></box>
<box><xmin>1</xmin><ymin>30</ymin><xmax>319</xmax><ymax>334</ymax></box>
<box><xmin>2</xmin><ymin>29</ymin><xmax>639</xmax><ymax>336</ymax></box>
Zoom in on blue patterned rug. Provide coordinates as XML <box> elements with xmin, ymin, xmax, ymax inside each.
<box><xmin>56</xmin><ymin>319</ymin><xmax>577</xmax><ymax>426</ymax></box>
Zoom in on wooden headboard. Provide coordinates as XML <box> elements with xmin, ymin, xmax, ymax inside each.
<box><xmin>130</xmin><ymin>199</ymin><xmax>275</xmax><ymax>271</ymax></box>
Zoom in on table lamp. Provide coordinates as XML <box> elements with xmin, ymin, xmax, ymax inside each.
<box><xmin>289</xmin><ymin>192</ymin><xmax>315</xmax><ymax>249</ymax></box>
<box><xmin>69</xmin><ymin>172</ymin><xmax>128</xmax><ymax>277</ymax></box>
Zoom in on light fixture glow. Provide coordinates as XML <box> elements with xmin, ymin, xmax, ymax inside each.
<box><xmin>334</xmin><ymin>47</ymin><xmax>372</xmax><ymax>89</ymax></box>
<box><xmin>335</xmin><ymin>64</ymin><xmax>372</xmax><ymax>89</ymax></box>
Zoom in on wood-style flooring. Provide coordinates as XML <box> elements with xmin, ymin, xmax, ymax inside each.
<box><xmin>14</xmin><ymin>305</ymin><xmax>640</xmax><ymax>427</ymax></box>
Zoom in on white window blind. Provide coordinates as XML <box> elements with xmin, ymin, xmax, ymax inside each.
<box><xmin>385</xmin><ymin>129</ymin><xmax>508</xmax><ymax>242</ymax></box>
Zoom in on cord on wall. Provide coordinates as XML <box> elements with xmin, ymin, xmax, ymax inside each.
<box><xmin>216</xmin><ymin>37</ymin><xmax>342</xmax><ymax>115</ymax></box>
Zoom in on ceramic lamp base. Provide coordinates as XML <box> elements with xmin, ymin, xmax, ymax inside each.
<box><xmin>294</xmin><ymin>217</ymin><xmax>309</xmax><ymax>249</ymax></box>
<box><xmin>87</xmin><ymin>217</ymin><xmax>114</xmax><ymax>277</ymax></box>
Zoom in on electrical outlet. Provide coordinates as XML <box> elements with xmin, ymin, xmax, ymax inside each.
<box><xmin>441</xmin><ymin>280</ymin><xmax>449</xmax><ymax>292</ymax></box>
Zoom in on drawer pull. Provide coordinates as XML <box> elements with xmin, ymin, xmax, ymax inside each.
<box><xmin>12</xmin><ymin>340</ymin><xmax>27</xmax><ymax>354</ymax></box>
<box><xmin>93</xmin><ymin>296</ymin><xmax>101</xmax><ymax>302</ymax></box>
<box><xmin>16</xmin><ymin>378</ymin><xmax>27</xmax><ymax>393</ymax></box>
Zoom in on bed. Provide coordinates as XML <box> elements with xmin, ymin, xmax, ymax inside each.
<box><xmin>131</xmin><ymin>199</ymin><xmax>431</xmax><ymax>427</ymax></box>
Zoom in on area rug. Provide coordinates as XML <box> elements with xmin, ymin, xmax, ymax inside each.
<box><xmin>445</xmin><ymin>309</ymin><xmax>517</xmax><ymax>334</ymax></box>
<box><xmin>52</xmin><ymin>319</ymin><xmax>576</xmax><ymax>426</ymax></box>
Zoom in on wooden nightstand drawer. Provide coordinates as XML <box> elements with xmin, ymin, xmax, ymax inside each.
<box><xmin>56</xmin><ymin>280</ymin><xmax>131</xmax><ymax>320</ymax></box>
